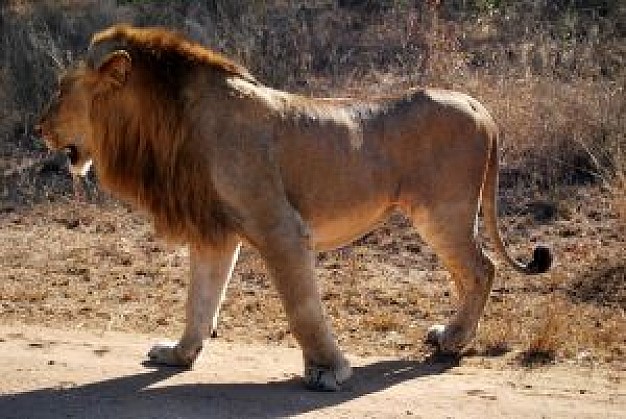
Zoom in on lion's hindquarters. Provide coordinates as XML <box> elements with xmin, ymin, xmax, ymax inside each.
<box><xmin>397</xmin><ymin>96</ymin><xmax>497</xmax><ymax>352</ymax></box>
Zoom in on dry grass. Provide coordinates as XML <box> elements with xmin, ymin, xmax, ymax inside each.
<box><xmin>1</xmin><ymin>191</ymin><xmax>623</xmax><ymax>370</ymax></box>
<box><xmin>518</xmin><ymin>299</ymin><xmax>564</xmax><ymax>366</ymax></box>
<box><xmin>616</xmin><ymin>187</ymin><xmax>626</xmax><ymax>222</ymax></box>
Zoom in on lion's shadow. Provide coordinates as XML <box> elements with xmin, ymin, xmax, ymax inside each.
<box><xmin>0</xmin><ymin>355</ymin><xmax>458</xmax><ymax>419</ymax></box>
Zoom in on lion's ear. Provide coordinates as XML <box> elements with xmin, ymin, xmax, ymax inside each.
<box><xmin>98</xmin><ymin>50</ymin><xmax>132</xmax><ymax>86</ymax></box>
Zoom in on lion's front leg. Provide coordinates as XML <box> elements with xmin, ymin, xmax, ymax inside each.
<box><xmin>148</xmin><ymin>237</ymin><xmax>241</xmax><ymax>367</ymax></box>
<box><xmin>253</xmin><ymin>219</ymin><xmax>352</xmax><ymax>391</ymax></box>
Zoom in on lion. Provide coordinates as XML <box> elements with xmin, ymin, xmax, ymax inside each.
<box><xmin>37</xmin><ymin>25</ymin><xmax>551</xmax><ymax>391</ymax></box>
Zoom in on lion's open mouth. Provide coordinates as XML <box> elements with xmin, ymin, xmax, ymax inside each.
<box><xmin>64</xmin><ymin>145</ymin><xmax>79</xmax><ymax>166</ymax></box>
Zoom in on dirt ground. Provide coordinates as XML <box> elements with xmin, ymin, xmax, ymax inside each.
<box><xmin>0</xmin><ymin>324</ymin><xmax>623</xmax><ymax>419</ymax></box>
<box><xmin>0</xmin><ymin>184</ymin><xmax>624</xmax><ymax>418</ymax></box>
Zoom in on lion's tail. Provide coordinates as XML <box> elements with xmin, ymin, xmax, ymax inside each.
<box><xmin>481</xmin><ymin>133</ymin><xmax>552</xmax><ymax>275</ymax></box>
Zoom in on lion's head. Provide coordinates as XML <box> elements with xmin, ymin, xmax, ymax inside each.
<box><xmin>37</xmin><ymin>66</ymin><xmax>96</xmax><ymax>176</ymax></box>
<box><xmin>37</xmin><ymin>25</ymin><xmax>255</xmax><ymax>244</ymax></box>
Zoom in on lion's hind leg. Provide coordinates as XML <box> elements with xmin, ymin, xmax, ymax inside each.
<box><xmin>424</xmin><ymin>240</ymin><xmax>495</xmax><ymax>354</ymax></box>
<box><xmin>408</xmin><ymin>208</ymin><xmax>495</xmax><ymax>354</ymax></box>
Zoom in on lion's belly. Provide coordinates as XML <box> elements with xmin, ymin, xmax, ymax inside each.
<box><xmin>293</xmin><ymin>193</ymin><xmax>395</xmax><ymax>251</ymax></box>
<box><xmin>308</xmin><ymin>209</ymin><xmax>391</xmax><ymax>251</ymax></box>
<box><xmin>274</xmin><ymin>109</ymin><xmax>398</xmax><ymax>251</ymax></box>
<box><xmin>280</xmin><ymin>154</ymin><xmax>396</xmax><ymax>250</ymax></box>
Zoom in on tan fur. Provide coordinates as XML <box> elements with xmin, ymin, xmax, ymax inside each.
<box><xmin>38</xmin><ymin>25</ymin><xmax>550</xmax><ymax>391</ymax></box>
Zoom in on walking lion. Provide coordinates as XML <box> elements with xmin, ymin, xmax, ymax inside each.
<box><xmin>37</xmin><ymin>25</ymin><xmax>551</xmax><ymax>391</ymax></box>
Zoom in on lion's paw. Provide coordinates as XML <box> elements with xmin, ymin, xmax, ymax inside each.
<box><xmin>425</xmin><ymin>324</ymin><xmax>473</xmax><ymax>355</ymax></box>
<box><xmin>303</xmin><ymin>359</ymin><xmax>352</xmax><ymax>392</ymax></box>
<box><xmin>147</xmin><ymin>341</ymin><xmax>198</xmax><ymax>368</ymax></box>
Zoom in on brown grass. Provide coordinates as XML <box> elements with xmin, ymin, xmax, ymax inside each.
<box><xmin>0</xmin><ymin>188</ymin><xmax>624</xmax><ymax>368</ymax></box>
<box><xmin>518</xmin><ymin>298</ymin><xmax>564</xmax><ymax>366</ymax></box>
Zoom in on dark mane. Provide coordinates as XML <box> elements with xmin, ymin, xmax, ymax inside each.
<box><xmin>87</xmin><ymin>26</ymin><xmax>240</xmax><ymax>246</ymax></box>
<box><xmin>91</xmin><ymin>24</ymin><xmax>256</xmax><ymax>83</ymax></box>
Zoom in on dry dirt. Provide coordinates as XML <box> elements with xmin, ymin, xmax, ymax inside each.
<box><xmin>0</xmin><ymin>324</ymin><xmax>623</xmax><ymax>419</ymax></box>
<box><xmin>0</xmin><ymin>185</ymin><xmax>624</xmax><ymax>418</ymax></box>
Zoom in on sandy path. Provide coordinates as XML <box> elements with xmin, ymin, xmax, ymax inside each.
<box><xmin>0</xmin><ymin>324</ymin><xmax>623</xmax><ymax>419</ymax></box>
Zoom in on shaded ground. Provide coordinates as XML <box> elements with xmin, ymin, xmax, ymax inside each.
<box><xmin>0</xmin><ymin>325</ymin><xmax>623</xmax><ymax>419</ymax></box>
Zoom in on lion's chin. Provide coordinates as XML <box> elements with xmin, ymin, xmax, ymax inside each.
<box><xmin>69</xmin><ymin>158</ymin><xmax>93</xmax><ymax>177</ymax></box>
<box><xmin>62</xmin><ymin>144</ymin><xmax>92</xmax><ymax>177</ymax></box>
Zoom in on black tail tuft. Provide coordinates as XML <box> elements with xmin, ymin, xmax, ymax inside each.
<box><xmin>526</xmin><ymin>245</ymin><xmax>552</xmax><ymax>274</ymax></box>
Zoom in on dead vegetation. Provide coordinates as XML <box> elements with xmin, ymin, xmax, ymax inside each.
<box><xmin>0</xmin><ymin>0</ymin><xmax>624</xmax><ymax>371</ymax></box>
